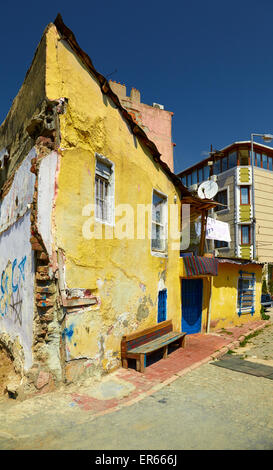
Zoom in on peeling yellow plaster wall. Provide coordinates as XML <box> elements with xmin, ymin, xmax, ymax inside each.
<box><xmin>45</xmin><ymin>25</ymin><xmax>182</xmax><ymax>371</ymax></box>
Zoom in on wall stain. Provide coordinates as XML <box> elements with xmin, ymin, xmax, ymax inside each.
<box><xmin>136</xmin><ymin>295</ymin><xmax>154</xmax><ymax>322</ymax></box>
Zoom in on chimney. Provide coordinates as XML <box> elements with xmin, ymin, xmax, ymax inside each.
<box><xmin>130</xmin><ymin>87</ymin><xmax>141</xmax><ymax>103</ymax></box>
<box><xmin>109</xmin><ymin>80</ymin><xmax>127</xmax><ymax>98</ymax></box>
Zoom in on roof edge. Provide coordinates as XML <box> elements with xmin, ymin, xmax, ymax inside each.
<box><xmin>216</xmin><ymin>256</ymin><xmax>264</xmax><ymax>266</ymax></box>
<box><xmin>176</xmin><ymin>140</ymin><xmax>273</xmax><ymax>177</ymax></box>
<box><xmin>53</xmin><ymin>15</ymin><xmax>217</xmax><ymax>210</ymax></box>
<box><xmin>53</xmin><ymin>14</ymin><xmax>193</xmax><ymax>197</ymax></box>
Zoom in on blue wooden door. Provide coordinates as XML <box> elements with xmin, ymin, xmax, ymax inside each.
<box><xmin>181</xmin><ymin>279</ymin><xmax>203</xmax><ymax>334</ymax></box>
<box><xmin>158</xmin><ymin>289</ymin><xmax>167</xmax><ymax>323</ymax></box>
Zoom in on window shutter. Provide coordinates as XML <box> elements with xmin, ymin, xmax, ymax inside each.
<box><xmin>237</xmin><ymin>271</ymin><xmax>255</xmax><ymax>316</ymax></box>
<box><xmin>157</xmin><ymin>289</ymin><xmax>167</xmax><ymax>323</ymax></box>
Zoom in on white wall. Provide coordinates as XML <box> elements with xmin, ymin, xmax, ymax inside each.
<box><xmin>37</xmin><ymin>151</ymin><xmax>58</xmax><ymax>258</ymax></box>
<box><xmin>0</xmin><ymin>148</ymin><xmax>36</xmax><ymax>369</ymax></box>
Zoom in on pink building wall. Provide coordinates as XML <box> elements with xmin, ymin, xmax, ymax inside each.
<box><xmin>109</xmin><ymin>81</ymin><xmax>174</xmax><ymax>171</ymax></box>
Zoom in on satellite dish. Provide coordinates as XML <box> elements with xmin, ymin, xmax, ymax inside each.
<box><xmin>198</xmin><ymin>180</ymin><xmax>218</xmax><ymax>199</ymax></box>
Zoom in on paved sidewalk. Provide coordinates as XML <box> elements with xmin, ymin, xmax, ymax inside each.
<box><xmin>68</xmin><ymin>319</ymin><xmax>270</xmax><ymax>416</ymax></box>
<box><xmin>0</xmin><ymin>318</ymin><xmax>271</xmax><ymax>450</ymax></box>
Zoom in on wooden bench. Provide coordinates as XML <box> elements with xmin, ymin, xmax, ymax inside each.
<box><xmin>121</xmin><ymin>320</ymin><xmax>187</xmax><ymax>373</ymax></box>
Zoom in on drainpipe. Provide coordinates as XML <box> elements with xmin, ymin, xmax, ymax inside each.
<box><xmin>206</xmin><ymin>276</ymin><xmax>212</xmax><ymax>334</ymax></box>
<box><xmin>234</xmin><ymin>169</ymin><xmax>239</xmax><ymax>257</ymax></box>
<box><xmin>251</xmin><ymin>135</ymin><xmax>256</xmax><ymax>260</ymax></box>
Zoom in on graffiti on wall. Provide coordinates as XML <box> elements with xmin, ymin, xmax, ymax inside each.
<box><xmin>0</xmin><ymin>148</ymin><xmax>37</xmax><ymax>370</ymax></box>
<box><xmin>0</xmin><ymin>255</ymin><xmax>27</xmax><ymax>326</ymax></box>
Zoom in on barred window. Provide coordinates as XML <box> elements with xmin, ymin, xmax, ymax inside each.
<box><xmin>95</xmin><ymin>156</ymin><xmax>114</xmax><ymax>224</ymax></box>
<box><xmin>151</xmin><ymin>190</ymin><xmax>167</xmax><ymax>253</ymax></box>
<box><xmin>237</xmin><ymin>272</ymin><xmax>256</xmax><ymax>315</ymax></box>
<box><xmin>95</xmin><ymin>174</ymin><xmax>109</xmax><ymax>221</ymax></box>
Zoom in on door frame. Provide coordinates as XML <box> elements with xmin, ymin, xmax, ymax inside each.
<box><xmin>181</xmin><ymin>277</ymin><xmax>203</xmax><ymax>334</ymax></box>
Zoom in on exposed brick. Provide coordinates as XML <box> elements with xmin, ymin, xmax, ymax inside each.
<box><xmin>37</xmin><ymin>299</ymin><xmax>55</xmax><ymax>308</ymax></box>
<box><xmin>36</xmin><ymin>272</ymin><xmax>51</xmax><ymax>281</ymax></box>
<box><xmin>37</xmin><ymin>265</ymin><xmax>49</xmax><ymax>274</ymax></box>
<box><xmin>36</xmin><ymin>284</ymin><xmax>56</xmax><ymax>294</ymax></box>
<box><xmin>37</xmin><ymin>252</ymin><xmax>49</xmax><ymax>262</ymax></box>
<box><xmin>30</xmin><ymin>237</ymin><xmax>43</xmax><ymax>251</ymax></box>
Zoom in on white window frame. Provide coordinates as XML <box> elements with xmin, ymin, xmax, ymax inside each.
<box><xmin>151</xmin><ymin>189</ymin><xmax>168</xmax><ymax>257</ymax></box>
<box><xmin>95</xmin><ymin>153</ymin><xmax>115</xmax><ymax>226</ymax></box>
<box><xmin>239</xmin><ymin>223</ymin><xmax>252</xmax><ymax>246</ymax></box>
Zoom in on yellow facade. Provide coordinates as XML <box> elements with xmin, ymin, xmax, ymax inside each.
<box><xmin>209</xmin><ymin>262</ymin><xmax>262</xmax><ymax>330</ymax></box>
<box><xmin>239</xmin><ymin>167</ymin><xmax>251</xmax><ymax>184</ymax></box>
<box><xmin>45</xmin><ymin>25</ymin><xmax>182</xmax><ymax>372</ymax></box>
<box><xmin>180</xmin><ymin>259</ymin><xmax>262</xmax><ymax>332</ymax></box>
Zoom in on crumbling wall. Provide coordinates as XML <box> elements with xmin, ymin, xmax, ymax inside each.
<box><xmin>0</xmin><ymin>90</ymin><xmax>68</xmax><ymax>397</ymax></box>
<box><xmin>0</xmin><ymin>19</ymin><xmax>71</xmax><ymax>396</ymax></box>
<box><xmin>30</xmin><ymin>141</ymin><xmax>65</xmax><ymax>383</ymax></box>
<box><xmin>0</xmin><ymin>345</ymin><xmax>21</xmax><ymax>398</ymax></box>
<box><xmin>0</xmin><ymin>149</ymin><xmax>36</xmax><ymax>372</ymax></box>
<box><xmin>0</xmin><ymin>27</ymin><xmax>48</xmax><ymax>190</ymax></box>
<box><xmin>0</xmin><ymin>140</ymin><xmax>63</xmax><ymax>398</ymax></box>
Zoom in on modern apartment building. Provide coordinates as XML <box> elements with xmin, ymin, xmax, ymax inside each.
<box><xmin>177</xmin><ymin>141</ymin><xmax>273</xmax><ymax>267</ymax></box>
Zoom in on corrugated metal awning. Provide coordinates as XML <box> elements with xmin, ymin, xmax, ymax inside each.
<box><xmin>183</xmin><ymin>255</ymin><xmax>218</xmax><ymax>277</ymax></box>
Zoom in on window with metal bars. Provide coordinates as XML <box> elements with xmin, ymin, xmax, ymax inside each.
<box><xmin>95</xmin><ymin>174</ymin><xmax>109</xmax><ymax>221</ymax></box>
<box><xmin>151</xmin><ymin>190</ymin><xmax>167</xmax><ymax>253</ymax></box>
<box><xmin>95</xmin><ymin>156</ymin><xmax>113</xmax><ymax>224</ymax></box>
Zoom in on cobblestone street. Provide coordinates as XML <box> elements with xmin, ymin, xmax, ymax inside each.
<box><xmin>1</xmin><ymin>3</ymin><xmax>273</xmax><ymax>456</ymax></box>
<box><xmin>0</xmin><ymin>321</ymin><xmax>272</xmax><ymax>450</ymax></box>
<box><xmin>232</xmin><ymin>325</ymin><xmax>273</xmax><ymax>365</ymax></box>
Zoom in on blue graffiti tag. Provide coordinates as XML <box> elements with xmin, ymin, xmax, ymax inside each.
<box><xmin>62</xmin><ymin>324</ymin><xmax>75</xmax><ymax>342</ymax></box>
<box><xmin>11</xmin><ymin>259</ymin><xmax>18</xmax><ymax>293</ymax></box>
<box><xmin>11</xmin><ymin>256</ymin><xmax>26</xmax><ymax>293</ymax></box>
<box><xmin>18</xmin><ymin>256</ymin><xmax>26</xmax><ymax>281</ymax></box>
<box><xmin>0</xmin><ymin>270</ymin><xmax>9</xmax><ymax>317</ymax></box>
<box><xmin>0</xmin><ymin>255</ymin><xmax>27</xmax><ymax>320</ymax></box>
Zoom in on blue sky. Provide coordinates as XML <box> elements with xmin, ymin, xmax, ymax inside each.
<box><xmin>1</xmin><ymin>0</ymin><xmax>273</xmax><ymax>173</ymax></box>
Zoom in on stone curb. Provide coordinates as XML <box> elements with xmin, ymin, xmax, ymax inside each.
<box><xmin>85</xmin><ymin>321</ymin><xmax>270</xmax><ymax>419</ymax></box>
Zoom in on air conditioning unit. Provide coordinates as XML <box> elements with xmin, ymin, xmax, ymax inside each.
<box><xmin>153</xmin><ymin>103</ymin><xmax>164</xmax><ymax>110</ymax></box>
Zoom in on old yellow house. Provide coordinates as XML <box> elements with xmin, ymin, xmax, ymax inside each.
<box><xmin>0</xmin><ymin>15</ymin><xmax>215</xmax><ymax>392</ymax></box>
<box><xmin>0</xmin><ymin>15</ymin><xmax>263</xmax><ymax>395</ymax></box>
